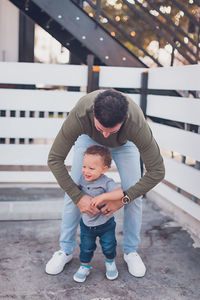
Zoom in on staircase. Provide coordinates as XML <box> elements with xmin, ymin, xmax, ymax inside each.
<box><xmin>9</xmin><ymin>0</ymin><xmax>199</xmax><ymax>67</ymax></box>
<box><xmin>9</xmin><ymin>0</ymin><xmax>146</xmax><ymax>67</ymax></box>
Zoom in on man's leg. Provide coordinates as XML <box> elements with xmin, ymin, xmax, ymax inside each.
<box><xmin>59</xmin><ymin>135</ymin><xmax>100</xmax><ymax>253</ymax></box>
<box><xmin>111</xmin><ymin>142</ymin><xmax>146</xmax><ymax>277</ymax></box>
<box><xmin>46</xmin><ymin>134</ymin><xmax>98</xmax><ymax>275</ymax></box>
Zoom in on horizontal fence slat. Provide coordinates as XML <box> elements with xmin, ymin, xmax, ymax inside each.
<box><xmin>0</xmin><ymin>118</ymin><xmax>64</xmax><ymax>139</ymax></box>
<box><xmin>164</xmin><ymin>157</ymin><xmax>200</xmax><ymax>199</ymax></box>
<box><xmin>0</xmin><ymin>90</ymin><xmax>140</xmax><ymax>112</ymax></box>
<box><xmin>148</xmin><ymin>122</ymin><xmax>200</xmax><ymax>161</ymax></box>
<box><xmin>147</xmin><ymin>95</ymin><xmax>200</xmax><ymax>126</ymax></box>
<box><xmin>0</xmin><ymin>171</ymin><xmax>57</xmax><ymax>183</ymax></box>
<box><xmin>0</xmin><ymin>145</ymin><xmax>73</xmax><ymax>166</ymax></box>
<box><xmin>0</xmin><ymin>171</ymin><xmax>120</xmax><ymax>183</ymax></box>
<box><xmin>0</xmin><ymin>90</ymin><xmax>86</xmax><ymax>112</ymax></box>
<box><xmin>0</xmin><ymin>62</ymin><xmax>88</xmax><ymax>86</ymax></box>
<box><xmin>0</xmin><ymin>144</ymin><xmax>115</xmax><ymax>167</ymax></box>
<box><xmin>148</xmin><ymin>64</ymin><xmax>200</xmax><ymax>90</ymax></box>
<box><xmin>151</xmin><ymin>182</ymin><xmax>200</xmax><ymax>222</ymax></box>
<box><xmin>99</xmin><ymin>66</ymin><xmax>146</xmax><ymax>88</ymax></box>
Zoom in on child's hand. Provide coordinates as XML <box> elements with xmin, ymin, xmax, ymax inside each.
<box><xmin>90</xmin><ymin>194</ymin><xmax>106</xmax><ymax>208</ymax></box>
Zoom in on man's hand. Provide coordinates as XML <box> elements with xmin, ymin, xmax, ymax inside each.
<box><xmin>99</xmin><ymin>199</ymin><xmax>124</xmax><ymax>217</ymax></box>
<box><xmin>91</xmin><ymin>193</ymin><xmax>106</xmax><ymax>208</ymax></box>
<box><xmin>77</xmin><ymin>194</ymin><xmax>99</xmax><ymax>216</ymax></box>
<box><xmin>91</xmin><ymin>188</ymin><xmax>124</xmax><ymax>209</ymax></box>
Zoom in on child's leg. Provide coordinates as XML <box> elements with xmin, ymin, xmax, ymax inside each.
<box><xmin>79</xmin><ymin>219</ymin><xmax>97</xmax><ymax>263</ymax></box>
<box><xmin>73</xmin><ymin>219</ymin><xmax>97</xmax><ymax>282</ymax></box>
<box><xmin>99</xmin><ymin>218</ymin><xmax>117</xmax><ymax>260</ymax></box>
<box><xmin>99</xmin><ymin>218</ymin><xmax>118</xmax><ymax>280</ymax></box>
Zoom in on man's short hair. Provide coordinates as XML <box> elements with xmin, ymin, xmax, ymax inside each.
<box><xmin>84</xmin><ymin>145</ymin><xmax>112</xmax><ymax>168</ymax></box>
<box><xmin>94</xmin><ymin>89</ymin><xmax>128</xmax><ymax>128</ymax></box>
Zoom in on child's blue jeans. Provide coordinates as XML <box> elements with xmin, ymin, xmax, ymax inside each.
<box><xmin>79</xmin><ymin>217</ymin><xmax>117</xmax><ymax>263</ymax></box>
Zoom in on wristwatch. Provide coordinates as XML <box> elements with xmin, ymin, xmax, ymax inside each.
<box><xmin>121</xmin><ymin>192</ymin><xmax>131</xmax><ymax>205</ymax></box>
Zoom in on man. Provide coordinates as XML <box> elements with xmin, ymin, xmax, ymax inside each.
<box><xmin>46</xmin><ymin>89</ymin><xmax>165</xmax><ymax>277</ymax></box>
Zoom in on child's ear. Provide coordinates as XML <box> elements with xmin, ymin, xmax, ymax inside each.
<box><xmin>102</xmin><ymin>165</ymin><xmax>109</xmax><ymax>174</ymax></box>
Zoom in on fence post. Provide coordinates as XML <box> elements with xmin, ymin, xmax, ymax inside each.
<box><xmin>91</xmin><ymin>65</ymin><xmax>100</xmax><ymax>91</ymax></box>
<box><xmin>87</xmin><ymin>54</ymin><xmax>94</xmax><ymax>93</ymax></box>
<box><xmin>140</xmin><ymin>71</ymin><xmax>149</xmax><ymax>177</ymax></box>
<box><xmin>140</xmin><ymin>71</ymin><xmax>148</xmax><ymax>117</ymax></box>
<box><xmin>87</xmin><ymin>54</ymin><xmax>100</xmax><ymax>93</ymax></box>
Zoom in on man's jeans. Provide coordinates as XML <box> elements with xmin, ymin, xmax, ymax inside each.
<box><xmin>60</xmin><ymin>134</ymin><xmax>142</xmax><ymax>255</ymax></box>
<box><xmin>80</xmin><ymin>217</ymin><xmax>117</xmax><ymax>263</ymax></box>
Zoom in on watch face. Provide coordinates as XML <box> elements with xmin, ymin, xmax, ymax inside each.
<box><xmin>122</xmin><ymin>195</ymin><xmax>130</xmax><ymax>204</ymax></box>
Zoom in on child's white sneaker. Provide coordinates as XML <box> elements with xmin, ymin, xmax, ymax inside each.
<box><xmin>73</xmin><ymin>265</ymin><xmax>90</xmax><ymax>282</ymax></box>
<box><xmin>105</xmin><ymin>259</ymin><xmax>118</xmax><ymax>280</ymax></box>
<box><xmin>45</xmin><ymin>250</ymin><xmax>73</xmax><ymax>275</ymax></box>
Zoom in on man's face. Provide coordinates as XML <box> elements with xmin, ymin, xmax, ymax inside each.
<box><xmin>94</xmin><ymin>118</ymin><xmax>123</xmax><ymax>138</ymax></box>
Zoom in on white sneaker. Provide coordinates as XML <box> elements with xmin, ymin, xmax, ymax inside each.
<box><xmin>45</xmin><ymin>250</ymin><xmax>73</xmax><ymax>275</ymax></box>
<box><xmin>105</xmin><ymin>260</ymin><xmax>118</xmax><ymax>280</ymax></box>
<box><xmin>124</xmin><ymin>252</ymin><xmax>146</xmax><ymax>277</ymax></box>
<box><xmin>73</xmin><ymin>265</ymin><xmax>90</xmax><ymax>283</ymax></box>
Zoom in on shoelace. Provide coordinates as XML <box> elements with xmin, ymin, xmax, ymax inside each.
<box><xmin>56</xmin><ymin>251</ymin><xmax>64</xmax><ymax>256</ymax></box>
<box><xmin>77</xmin><ymin>266</ymin><xmax>89</xmax><ymax>275</ymax></box>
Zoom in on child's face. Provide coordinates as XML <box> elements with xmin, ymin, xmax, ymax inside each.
<box><xmin>82</xmin><ymin>154</ymin><xmax>108</xmax><ymax>182</ymax></box>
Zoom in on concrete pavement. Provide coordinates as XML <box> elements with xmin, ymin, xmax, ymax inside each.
<box><xmin>0</xmin><ymin>197</ymin><xmax>200</xmax><ymax>300</ymax></box>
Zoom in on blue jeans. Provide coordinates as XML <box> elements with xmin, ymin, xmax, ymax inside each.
<box><xmin>80</xmin><ymin>217</ymin><xmax>117</xmax><ymax>263</ymax></box>
<box><xmin>60</xmin><ymin>134</ymin><xmax>142</xmax><ymax>255</ymax></box>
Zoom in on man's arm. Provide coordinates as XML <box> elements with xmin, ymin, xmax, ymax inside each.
<box><xmin>48</xmin><ymin>109</ymin><xmax>85</xmax><ymax>204</ymax></box>
<box><xmin>119</xmin><ymin>96</ymin><xmax>165</xmax><ymax>201</ymax></box>
<box><xmin>124</xmin><ymin>121</ymin><xmax>165</xmax><ymax>201</ymax></box>
<box><xmin>48</xmin><ymin>106</ymin><xmax>100</xmax><ymax>215</ymax></box>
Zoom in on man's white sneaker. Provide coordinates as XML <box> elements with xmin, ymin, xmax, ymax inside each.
<box><xmin>45</xmin><ymin>250</ymin><xmax>73</xmax><ymax>275</ymax></box>
<box><xmin>124</xmin><ymin>252</ymin><xmax>146</xmax><ymax>277</ymax></box>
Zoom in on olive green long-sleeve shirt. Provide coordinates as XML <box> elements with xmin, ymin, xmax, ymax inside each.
<box><xmin>48</xmin><ymin>90</ymin><xmax>165</xmax><ymax>204</ymax></box>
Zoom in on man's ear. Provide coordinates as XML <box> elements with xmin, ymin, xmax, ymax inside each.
<box><xmin>102</xmin><ymin>165</ymin><xmax>109</xmax><ymax>174</ymax></box>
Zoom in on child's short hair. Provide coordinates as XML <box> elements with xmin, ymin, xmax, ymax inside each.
<box><xmin>84</xmin><ymin>145</ymin><xmax>112</xmax><ymax>168</ymax></box>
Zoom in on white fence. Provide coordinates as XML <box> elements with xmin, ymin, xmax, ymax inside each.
<box><xmin>0</xmin><ymin>63</ymin><xmax>144</xmax><ymax>184</ymax></box>
<box><xmin>146</xmin><ymin>65</ymin><xmax>200</xmax><ymax>241</ymax></box>
<box><xmin>0</xmin><ymin>63</ymin><xmax>87</xmax><ymax>183</ymax></box>
<box><xmin>0</xmin><ymin>62</ymin><xmax>200</xmax><ymax>230</ymax></box>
